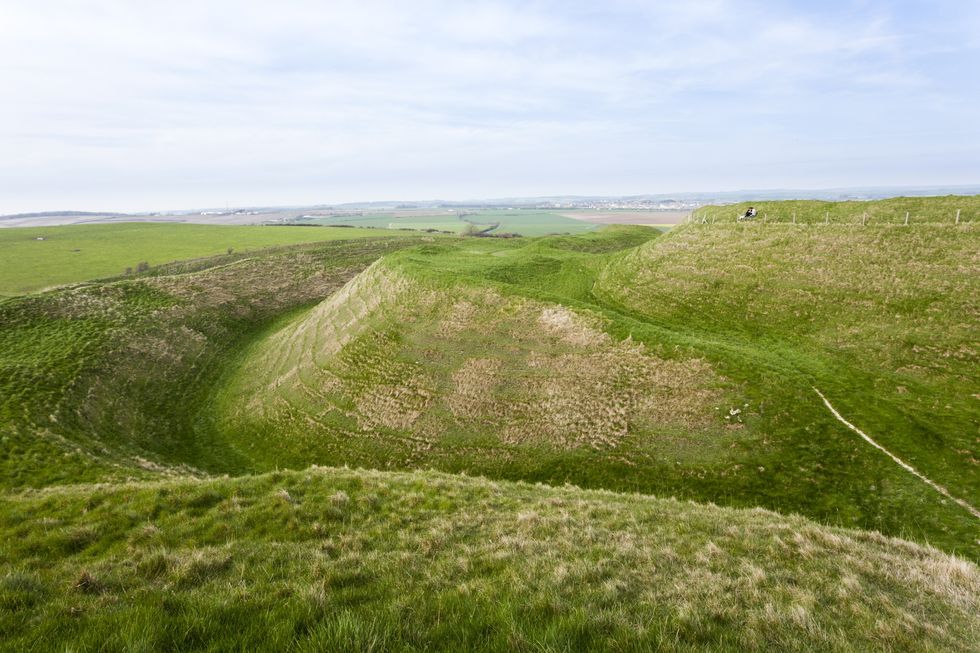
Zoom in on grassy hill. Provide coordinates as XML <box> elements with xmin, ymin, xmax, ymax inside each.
<box><xmin>0</xmin><ymin>236</ymin><xmax>430</xmax><ymax>488</ymax></box>
<box><xmin>691</xmin><ymin>194</ymin><xmax>979</xmax><ymax>225</ymax></box>
<box><xmin>0</xmin><ymin>223</ymin><xmax>418</xmax><ymax>296</ymax></box>
<box><xmin>212</xmin><ymin>233</ymin><xmax>735</xmax><ymax>479</ymax></box>
<box><xmin>0</xmin><ymin>198</ymin><xmax>977</xmax><ymax>648</ymax></box>
<box><xmin>203</xmin><ymin>216</ymin><xmax>978</xmax><ymax>557</ymax></box>
<box><xmin>596</xmin><ymin>207</ymin><xmax>979</xmax><ymax>541</ymax></box>
<box><xmin>2</xmin><ymin>467</ymin><xmax>977</xmax><ymax>652</ymax></box>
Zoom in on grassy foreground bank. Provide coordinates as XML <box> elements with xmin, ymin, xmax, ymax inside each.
<box><xmin>1</xmin><ymin>466</ymin><xmax>977</xmax><ymax>652</ymax></box>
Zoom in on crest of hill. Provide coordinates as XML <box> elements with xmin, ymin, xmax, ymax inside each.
<box><xmin>1</xmin><ymin>218</ymin><xmax>977</xmax><ymax>560</ymax></box>
<box><xmin>595</xmin><ymin>206</ymin><xmax>977</xmax><ymax>485</ymax></box>
<box><xmin>0</xmin><ymin>218</ymin><xmax>978</xmax><ymax>648</ymax></box>
<box><xmin>217</xmin><ymin>254</ymin><xmax>730</xmax><ymax>458</ymax></box>
<box><xmin>1</xmin><ymin>466</ymin><xmax>977</xmax><ymax>652</ymax></box>
<box><xmin>690</xmin><ymin>194</ymin><xmax>980</xmax><ymax>225</ymax></box>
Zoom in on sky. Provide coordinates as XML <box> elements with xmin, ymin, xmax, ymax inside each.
<box><xmin>1</xmin><ymin>0</ymin><xmax>978</xmax><ymax>213</ymax></box>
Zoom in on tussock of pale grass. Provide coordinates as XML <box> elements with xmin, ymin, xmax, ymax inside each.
<box><xmin>226</xmin><ymin>262</ymin><xmax>730</xmax><ymax>452</ymax></box>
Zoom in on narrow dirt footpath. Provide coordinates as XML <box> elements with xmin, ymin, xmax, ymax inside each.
<box><xmin>814</xmin><ymin>387</ymin><xmax>980</xmax><ymax>521</ymax></box>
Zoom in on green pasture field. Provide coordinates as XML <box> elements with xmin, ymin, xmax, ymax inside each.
<box><xmin>298</xmin><ymin>209</ymin><xmax>597</xmax><ymax>236</ymax></box>
<box><xmin>300</xmin><ymin>212</ymin><xmax>467</xmax><ymax>232</ymax></box>
<box><xmin>691</xmin><ymin>194</ymin><xmax>979</xmax><ymax>225</ymax></box>
<box><xmin>466</xmin><ymin>209</ymin><xmax>598</xmax><ymax>236</ymax></box>
<box><xmin>0</xmin><ymin>222</ymin><xmax>416</xmax><ymax>296</ymax></box>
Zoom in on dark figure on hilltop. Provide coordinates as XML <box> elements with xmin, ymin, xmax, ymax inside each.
<box><xmin>742</xmin><ymin>207</ymin><xmax>757</xmax><ymax>220</ymax></box>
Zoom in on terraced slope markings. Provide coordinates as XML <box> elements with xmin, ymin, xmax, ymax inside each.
<box><xmin>1</xmin><ymin>208</ymin><xmax>977</xmax><ymax>555</ymax></box>
<box><xmin>209</xmin><ymin>218</ymin><xmax>978</xmax><ymax>556</ymax></box>
<box><xmin>0</xmin><ymin>237</ymin><xmax>428</xmax><ymax>487</ymax></box>
<box><xmin>219</xmin><ymin>258</ymin><xmax>730</xmax><ymax>459</ymax></box>
<box><xmin>0</xmin><ymin>210</ymin><xmax>978</xmax><ymax>649</ymax></box>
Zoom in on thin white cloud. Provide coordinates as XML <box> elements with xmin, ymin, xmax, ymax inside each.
<box><xmin>0</xmin><ymin>1</ymin><xmax>977</xmax><ymax>212</ymax></box>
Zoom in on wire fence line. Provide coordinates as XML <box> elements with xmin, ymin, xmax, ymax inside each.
<box><xmin>685</xmin><ymin>208</ymin><xmax>974</xmax><ymax>226</ymax></box>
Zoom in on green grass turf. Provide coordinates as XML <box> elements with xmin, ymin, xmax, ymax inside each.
<box><xmin>2</xmin><ymin>212</ymin><xmax>976</xmax><ymax>555</ymax></box>
<box><xmin>0</xmin><ymin>199</ymin><xmax>977</xmax><ymax>647</ymax></box>
<box><xmin>1</xmin><ymin>467</ymin><xmax>976</xmax><ymax>652</ymax></box>
<box><xmin>690</xmin><ymin>194</ymin><xmax>980</xmax><ymax>225</ymax></box>
<box><xmin>206</xmin><ymin>217</ymin><xmax>979</xmax><ymax>557</ymax></box>
<box><xmin>0</xmin><ymin>236</ymin><xmax>429</xmax><ymax>488</ymax></box>
<box><xmin>0</xmin><ymin>222</ymin><xmax>417</xmax><ymax>296</ymax></box>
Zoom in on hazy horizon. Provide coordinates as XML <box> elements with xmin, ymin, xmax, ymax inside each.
<box><xmin>3</xmin><ymin>1</ymin><xmax>979</xmax><ymax>213</ymax></box>
<box><xmin>7</xmin><ymin>182</ymin><xmax>980</xmax><ymax>218</ymax></box>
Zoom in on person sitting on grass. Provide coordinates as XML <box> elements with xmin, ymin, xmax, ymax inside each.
<box><xmin>742</xmin><ymin>207</ymin><xmax>757</xmax><ymax>220</ymax></box>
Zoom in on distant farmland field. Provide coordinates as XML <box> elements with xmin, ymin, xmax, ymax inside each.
<box><xmin>0</xmin><ymin>222</ymin><xmax>415</xmax><ymax>296</ymax></box>
<box><xmin>299</xmin><ymin>209</ymin><xmax>597</xmax><ymax>236</ymax></box>
<box><xmin>299</xmin><ymin>212</ymin><xmax>467</xmax><ymax>232</ymax></box>
<box><xmin>559</xmin><ymin>209</ymin><xmax>691</xmax><ymax>226</ymax></box>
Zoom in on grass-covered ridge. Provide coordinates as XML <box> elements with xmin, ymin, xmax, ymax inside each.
<box><xmin>691</xmin><ymin>194</ymin><xmax>979</xmax><ymax>225</ymax></box>
<box><xmin>6</xmin><ymin>216</ymin><xmax>972</xmax><ymax>554</ymax></box>
<box><xmin>2</xmin><ymin>466</ymin><xmax>977</xmax><ymax>652</ymax></box>
<box><xmin>217</xmin><ymin>253</ymin><xmax>733</xmax><ymax>465</ymax></box>
<box><xmin>597</xmin><ymin>218</ymin><xmax>978</xmax><ymax>513</ymax></box>
<box><xmin>204</xmin><ymin>217</ymin><xmax>978</xmax><ymax>557</ymax></box>
<box><xmin>0</xmin><ymin>236</ymin><xmax>429</xmax><ymax>488</ymax></box>
<box><xmin>1</xmin><ymin>202</ymin><xmax>978</xmax><ymax>648</ymax></box>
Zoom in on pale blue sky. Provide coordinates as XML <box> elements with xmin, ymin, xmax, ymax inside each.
<box><xmin>1</xmin><ymin>0</ymin><xmax>978</xmax><ymax>212</ymax></box>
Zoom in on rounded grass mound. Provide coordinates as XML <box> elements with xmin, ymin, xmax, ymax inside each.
<box><xmin>1</xmin><ymin>466</ymin><xmax>977</xmax><ymax>652</ymax></box>
<box><xmin>217</xmin><ymin>257</ymin><xmax>733</xmax><ymax>462</ymax></box>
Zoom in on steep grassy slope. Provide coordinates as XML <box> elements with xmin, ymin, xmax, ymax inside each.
<box><xmin>215</xmin><ymin>254</ymin><xmax>737</xmax><ymax>477</ymax></box>
<box><xmin>3</xmin><ymin>217</ymin><xmax>975</xmax><ymax>555</ymax></box>
<box><xmin>596</xmin><ymin>220</ymin><xmax>978</xmax><ymax>539</ymax></box>
<box><xmin>2</xmin><ymin>467</ymin><xmax>977</xmax><ymax>652</ymax></box>
<box><xmin>210</xmin><ymin>228</ymin><xmax>756</xmax><ymax>486</ymax></box>
<box><xmin>0</xmin><ymin>236</ymin><xmax>428</xmax><ymax>488</ymax></box>
<box><xmin>691</xmin><ymin>195</ymin><xmax>979</xmax><ymax>225</ymax></box>
<box><xmin>207</xmin><ymin>220</ymin><xmax>978</xmax><ymax>556</ymax></box>
<box><xmin>1</xmin><ymin>208</ymin><xmax>978</xmax><ymax>649</ymax></box>
<box><xmin>0</xmin><ymin>222</ymin><xmax>417</xmax><ymax>296</ymax></box>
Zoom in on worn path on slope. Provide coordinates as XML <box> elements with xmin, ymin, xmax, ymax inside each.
<box><xmin>814</xmin><ymin>387</ymin><xmax>980</xmax><ymax>521</ymax></box>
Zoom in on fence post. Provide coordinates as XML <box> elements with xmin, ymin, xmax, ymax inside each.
<box><xmin>956</xmin><ymin>209</ymin><xmax>961</xmax><ymax>224</ymax></box>
<box><xmin>763</xmin><ymin>213</ymin><xmax>767</xmax><ymax>224</ymax></box>
<box><xmin>825</xmin><ymin>211</ymin><xmax>829</xmax><ymax>225</ymax></box>
<box><xmin>862</xmin><ymin>211</ymin><xmax>867</xmax><ymax>226</ymax></box>
<box><xmin>792</xmin><ymin>212</ymin><xmax>796</xmax><ymax>224</ymax></box>
<box><xmin>905</xmin><ymin>211</ymin><xmax>909</xmax><ymax>226</ymax></box>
